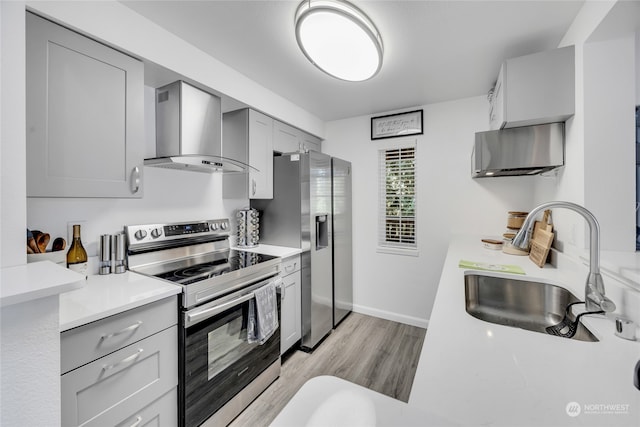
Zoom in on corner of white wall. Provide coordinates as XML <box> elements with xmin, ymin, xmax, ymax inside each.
<box><xmin>1</xmin><ymin>1</ymin><xmax>27</xmax><ymax>268</ymax></box>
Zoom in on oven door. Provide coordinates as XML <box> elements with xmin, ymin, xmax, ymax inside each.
<box><xmin>180</xmin><ymin>277</ymin><xmax>281</xmax><ymax>427</ymax></box>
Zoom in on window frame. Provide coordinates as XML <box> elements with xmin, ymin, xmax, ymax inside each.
<box><xmin>377</xmin><ymin>142</ymin><xmax>418</xmax><ymax>256</ymax></box>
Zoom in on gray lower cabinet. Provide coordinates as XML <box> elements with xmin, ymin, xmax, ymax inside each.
<box><xmin>280</xmin><ymin>255</ymin><xmax>302</xmax><ymax>354</ymax></box>
<box><xmin>26</xmin><ymin>12</ymin><xmax>144</xmax><ymax>198</ymax></box>
<box><xmin>61</xmin><ymin>297</ymin><xmax>178</xmax><ymax>427</ymax></box>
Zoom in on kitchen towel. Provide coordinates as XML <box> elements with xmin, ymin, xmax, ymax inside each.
<box><xmin>248</xmin><ymin>279</ymin><xmax>280</xmax><ymax>345</ymax></box>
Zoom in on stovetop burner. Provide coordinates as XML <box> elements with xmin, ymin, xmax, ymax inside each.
<box><xmin>125</xmin><ymin>219</ymin><xmax>282</xmax><ymax>309</ymax></box>
<box><xmin>150</xmin><ymin>250</ymin><xmax>278</xmax><ymax>286</ymax></box>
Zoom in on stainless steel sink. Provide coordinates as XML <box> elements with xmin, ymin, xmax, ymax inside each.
<box><xmin>464</xmin><ymin>273</ymin><xmax>598</xmax><ymax>342</ymax></box>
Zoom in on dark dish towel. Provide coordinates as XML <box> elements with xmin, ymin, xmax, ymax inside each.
<box><xmin>248</xmin><ymin>280</ymin><xmax>279</xmax><ymax>345</ymax></box>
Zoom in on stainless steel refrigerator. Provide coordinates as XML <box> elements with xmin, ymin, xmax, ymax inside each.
<box><xmin>331</xmin><ymin>158</ymin><xmax>353</xmax><ymax>327</ymax></box>
<box><xmin>252</xmin><ymin>151</ymin><xmax>334</xmax><ymax>351</ymax></box>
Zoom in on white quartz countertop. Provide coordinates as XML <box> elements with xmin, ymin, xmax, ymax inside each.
<box><xmin>270</xmin><ymin>376</ymin><xmax>455</xmax><ymax>427</ymax></box>
<box><xmin>272</xmin><ymin>236</ymin><xmax>640</xmax><ymax>426</ymax></box>
<box><xmin>1</xmin><ymin>261</ymin><xmax>84</xmax><ymax>307</ymax></box>
<box><xmin>409</xmin><ymin>235</ymin><xmax>640</xmax><ymax>426</ymax></box>
<box><xmin>59</xmin><ymin>271</ymin><xmax>181</xmax><ymax>331</ymax></box>
<box><xmin>233</xmin><ymin>244</ymin><xmax>303</xmax><ymax>258</ymax></box>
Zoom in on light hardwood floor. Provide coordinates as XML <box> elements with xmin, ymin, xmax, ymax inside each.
<box><xmin>228</xmin><ymin>312</ymin><xmax>427</xmax><ymax>427</ymax></box>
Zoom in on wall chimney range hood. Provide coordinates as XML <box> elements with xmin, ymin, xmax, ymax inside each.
<box><xmin>472</xmin><ymin>123</ymin><xmax>564</xmax><ymax>178</ymax></box>
<box><xmin>145</xmin><ymin>80</ymin><xmax>253</xmax><ymax>174</ymax></box>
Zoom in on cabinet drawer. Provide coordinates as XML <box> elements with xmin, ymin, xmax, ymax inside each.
<box><xmin>61</xmin><ymin>297</ymin><xmax>177</xmax><ymax>374</ymax></box>
<box><xmin>62</xmin><ymin>326</ymin><xmax>178</xmax><ymax>427</ymax></box>
<box><xmin>281</xmin><ymin>254</ymin><xmax>301</xmax><ymax>276</ymax></box>
<box><xmin>115</xmin><ymin>387</ymin><xmax>177</xmax><ymax>427</ymax></box>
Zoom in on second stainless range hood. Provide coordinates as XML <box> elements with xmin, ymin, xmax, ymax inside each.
<box><xmin>145</xmin><ymin>81</ymin><xmax>251</xmax><ymax>173</ymax></box>
<box><xmin>472</xmin><ymin>123</ymin><xmax>564</xmax><ymax>178</ymax></box>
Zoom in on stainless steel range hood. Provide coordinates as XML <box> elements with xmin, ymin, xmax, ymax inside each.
<box><xmin>471</xmin><ymin>123</ymin><xmax>564</xmax><ymax>178</ymax></box>
<box><xmin>145</xmin><ymin>80</ymin><xmax>252</xmax><ymax>173</ymax></box>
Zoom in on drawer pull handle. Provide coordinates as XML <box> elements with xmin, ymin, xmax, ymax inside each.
<box><xmin>129</xmin><ymin>416</ymin><xmax>143</xmax><ymax>427</ymax></box>
<box><xmin>102</xmin><ymin>348</ymin><xmax>143</xmax><ymax>373</ymax></box>
<box><xmin>284</xmin><ymin>263</ymin><xmax>297</xmax><ymax>273</ymax></box>
<box><xmin>237</xmin><ymin>366</ymin><xmax>249</xmax><ymax>377</ymax></box>
<box><xmin>100</xmin><ymin>321</ymin><xmax>142</xmax><ymax>341</ymax></box>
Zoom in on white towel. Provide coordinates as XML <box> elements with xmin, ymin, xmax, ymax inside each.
<box><xmin>248</xmin><ymin>280</ymin><xmax>279</xmax><ymax>344</ymax></box>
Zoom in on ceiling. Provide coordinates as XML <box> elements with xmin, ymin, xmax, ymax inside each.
<box><xmin>121</xmin><ymin>0</ymin><xmax>585</xmax><ymax>122</ymax></box>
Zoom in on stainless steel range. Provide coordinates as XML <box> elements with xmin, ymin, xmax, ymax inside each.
<box><xmin>126</xmin><ymin>219</ymin><xmax>282</xmax><ymax>427</ymax></box>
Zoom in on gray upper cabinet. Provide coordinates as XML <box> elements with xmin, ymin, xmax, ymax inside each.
<box><xmin>273</xmin><ymin>120</ymin><xmax>301</xmax><ymax>153</ymax></box>
<box><xmin>490</xmin><ymin>45</ymin><xmax>575</xmax><ymax>130</ymax></box>
<box><xmin>273</xmin><ymin>120</ymin><xmax>322</xmax><ymax>154</ymax></box>
<box><xmin>223</xmin><ymin>109</ymin><xmax>274</xmax><ymax>199</ymax></box>
<box><xmin>26</xmin><ymin>13</ymin><xmax>144</xmax><ymax>198</ymax></box>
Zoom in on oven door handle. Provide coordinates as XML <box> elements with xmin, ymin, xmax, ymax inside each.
<box><xmin>187</xmin><ymin>292</ymin><xmax>255</xmax><ymax>323</ymax></box>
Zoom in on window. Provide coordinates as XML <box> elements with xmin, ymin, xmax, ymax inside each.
<box><xmin>378</xmin><ymin>145</ymin><xmax>416</xmax><ymax>250</ymax></box>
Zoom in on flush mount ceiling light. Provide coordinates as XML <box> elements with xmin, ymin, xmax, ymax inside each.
<box><xmin>294</xmin><ymin>0</ymin><xmax>384</xmax><ymax>82</ymax></box>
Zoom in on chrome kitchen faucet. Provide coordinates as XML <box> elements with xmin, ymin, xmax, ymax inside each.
<box><xmin>512</xmin><ymin>201</ymin><xmax>616</xmax><ymax>313</ymax></box>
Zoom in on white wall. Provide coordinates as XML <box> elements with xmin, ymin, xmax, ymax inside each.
<box><xmin>1</xmin><ymin>0</ymin><xmax>27</xmax><ymax>268</ymax></box>
<box><xmin>536</xmin><ymin>2</ymin><xmax>637</xmax><ymax>254</ymax></box>
<box><xmin>323</xmin><ymin>96</ymin><xmax>537</xmax><ymax>326</ymax></box>
<box><xmin>1</xmin><ymin>296</ymin><xmax>61</xmax><ymax>426</ymax></box>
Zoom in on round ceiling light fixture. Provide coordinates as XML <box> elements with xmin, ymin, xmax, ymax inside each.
<box><xmin>294</xmin><ymin>0</ymin><xmax>384</xmax><ymax>82</ymax></box>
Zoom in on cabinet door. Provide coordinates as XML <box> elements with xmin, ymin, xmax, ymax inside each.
<box><xmin>301</xmin><ymin>132</ymin><xmax>322</xmax><ymax>153</ymax></box>
<box><xmin>280</xmin><ymin>270</ymin><xmax>302</xmax><ymax>355</ymax></box>
<box><xmin>273</xmin><ymin>121</ymin><xmax>301</xmax><ymax>153</ymax></box>
<box><xmin>248</xmin><ymin>110</ymin><xmax>273</xmax><ymax>199</ymax></box>
<box><xmin>61</xmin><ymin>326</ymin><xmax>177</xmax><ymax>427</ymax></box>
<box><xmin>26</xmin><ymin>13</ymin><xmax>144</xmax><ymax>198</ymax></box>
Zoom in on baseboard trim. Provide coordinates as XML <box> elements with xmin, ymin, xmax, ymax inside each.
<box><xmin>352</xmin><ymin>304</ymin><xmax>429</xmax><ymax>329</ymax></box>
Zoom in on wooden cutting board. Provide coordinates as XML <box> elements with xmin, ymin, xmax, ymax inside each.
<box><xmin>533</xmin><ymin>209</ymin><xmax>553</xmax><ymax>237</ymax></box>
<box><xmin>529</xmin><ymin>227</ymin><xmax>554</xmax><ymax>267</ymax></box>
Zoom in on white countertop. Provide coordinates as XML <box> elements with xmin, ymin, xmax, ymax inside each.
<box><xmin>1</xmin><ymin>261</ymin><xmax>84</xmax><ymax>307</ymax></box>
<box><xmin>233</xmin><ymin>244</ymin><xmax>303</xmax><ymax>258</ymax></box>
<box><xmin>270</xmin><ymin>376</ymin><xmax>455</xmax><ymax>427</ymax></box>
<box><xmin>409</xmin><ymin>236</ymin><xmax>640</xmax><ymax>426</ymax></box>
<box><xmin>59</xmin><ymin>271</ymin><xmax>181</xmax><ymax>331</ymax></box>
<box><xmin>272</xmin><ymin>236</ymin><xmax>640</xmax><ymax>426</ymax></box>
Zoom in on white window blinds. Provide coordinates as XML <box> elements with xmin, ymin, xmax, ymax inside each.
<box><xmin>378</xmin><ymin>145</ymin><xmax>416</xmax><ymax>249</ymax></box>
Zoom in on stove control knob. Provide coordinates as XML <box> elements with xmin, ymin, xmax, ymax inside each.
<box><xmin>220</xmin><ymin>222</ymin><xmax>228</xmax><ymax>230</ymax></box>
<box><xmin>151</xmin><ymin>228</ymin><xmax>163</xmax><ymax>238</ymax></box>
<box><xmin>134</xmin><ymin>229</ymin><xmax>147</xmax><ymax>240</ymax></box>
<box><xmin>210</xmin><ymin>223</ymin><xmax>219</xmax><ymax>231</ymax></box>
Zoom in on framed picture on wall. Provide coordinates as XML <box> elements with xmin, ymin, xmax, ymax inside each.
<box><xmin>371</xmin><ymin>109</ymin><xmax>423</xmax><ymax>140</ymax></box>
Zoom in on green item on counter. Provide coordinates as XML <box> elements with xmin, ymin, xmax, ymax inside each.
<box><xmin>458</xmin><ymin>260</ymin><xmax>526</xmax><ymax>275</ymax></box>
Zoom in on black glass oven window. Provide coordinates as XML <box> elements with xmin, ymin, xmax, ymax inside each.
<box><xmin>207</xmin><ymin>305</ymin><xmax>255</xmax><ymax>380</ymax></box>
<box><xmin>182</xmin><ymin>298</ymin><xmax>280</xmax><ymax>427</ymax></box>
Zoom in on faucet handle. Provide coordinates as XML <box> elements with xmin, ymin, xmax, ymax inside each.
<box><xmin>586</xmin><ymin>291</ymin><xmax>616</xmax><ymax>313</ymax></box>
<box><xmin>615</xmin><ymin>317</ymin><xmax>637</xmax><ymax>341</ymax></box>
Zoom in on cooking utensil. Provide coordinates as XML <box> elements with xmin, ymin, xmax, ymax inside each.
<box><xmin>545</xmin><ymin>301</ymin><xmax>603</xmax><ymax>338</ymax></box>
<box><xmin>36</xmin><ymin>232</ymin><xmax>50</xmax><ymax>253</ymax></box>
<box><xmin>27</xmin><ymin>229</ymin><xmax>40</xmax><ymax>253</ymax></box>
<box><xmin>52</xmin><ymin>237</ymin><xmax>66</xmax><ymax>252</ymax></box>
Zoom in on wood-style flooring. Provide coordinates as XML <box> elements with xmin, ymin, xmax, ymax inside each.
<box><xmin>228</xmin><ymin>312</ymin><xmax>427</xmax><ymax>427</ymax></box>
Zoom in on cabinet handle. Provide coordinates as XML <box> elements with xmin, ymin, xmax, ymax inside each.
<box><xmin>128</xmin><ymin>416</ymin><xmax>143</xmax><ymax>427</ymax></box>
<box><xmin>284</xmin><ymin>263</ymin><xmax>297</xmax><ymax>273</ymax></box>
<box><xmin>102</xmin><ymin>348</ymin><xmax>143</xmax><ymax>373</ymax></box>
<box><xmin>100</xmin><ymin>321</ymin><xmax>142</xmax><ymax>342</ymax></box>
<box><xmin>130</xmin><ymin>166</ymin><xmax>141</xmax><ymax>194</ymax></box>
<box><xmin>252</xmin><ymin>179</ymin><xmax>256</xmax><ymax>196</ymax></box>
